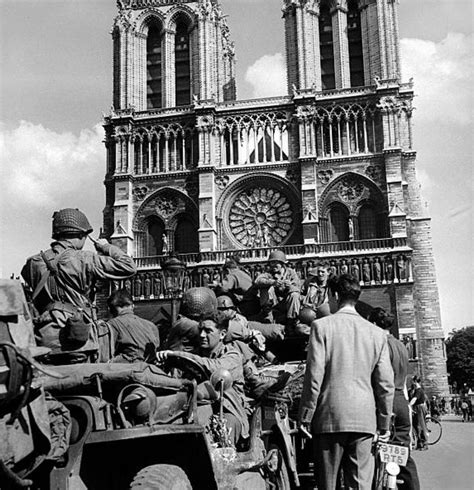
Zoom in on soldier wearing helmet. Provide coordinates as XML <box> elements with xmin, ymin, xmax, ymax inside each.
<box><xmin>254</xmin><ymin>250</ymin><xmax>301</xmax><ymax>331</ymax></box>
<box><xmin>21</xmin><ymin>208</ymin><xmax>137</xmax><ymax>363</ymax></box>
<box><xmin>212</xmin><ymin>257</ymin><xmax>259</xmax><ymax>318</ymax></box>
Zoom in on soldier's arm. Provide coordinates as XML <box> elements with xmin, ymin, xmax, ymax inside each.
<box><xmin>254</xmin><ymin>273</ymin><xmax>276</xmax><ymax>289</ymax></box>
<box><xmin>88</xmin><ymin>243</ymin><xmax>137</xmax><ymax>280</ymax></box>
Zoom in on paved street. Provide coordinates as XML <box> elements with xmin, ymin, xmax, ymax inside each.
<box><xmin>413</xmin><ymin>416</ymin><xmax>473</xmax><ymax>490</ymax></box>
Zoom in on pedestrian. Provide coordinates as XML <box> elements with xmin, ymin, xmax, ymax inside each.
<box><xmin>409</xmin><ymin>376</ymin><xmax>428</xmax><ymax>449</ymax></box>
<box><xmin>460</xmin><ymin>398</ymin><xmax>469</xmax><ymax>422</ymax></box>
<box><xmin>107</xmin><ymin>289</ymin><xmax>160</xmax><ymax>363</ymax></box>
<box><xmin>298</xmin><ymin>274</ymin><xmax>394</xmax><ymax>490</ymax></box>
<box><xmin>21</xmin><ymin>208</ymin><xmax>137</xmax><ymax>363</ymax></box>
<box><xmin>369</xmin><ymin>307</ymin><xmax>420</xmax><ymax>490</ymax></box>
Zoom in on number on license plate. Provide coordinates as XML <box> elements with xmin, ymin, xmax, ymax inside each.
<box><xmin>378</xmin><ymin>443</ymin><xmax>409</xmax><ymax>466</ymax></box>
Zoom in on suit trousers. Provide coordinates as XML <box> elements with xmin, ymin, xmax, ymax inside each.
<box><xmin>391</xmin><ymin>392</ymin><xmax>421</xmax><ymax>490</ymax></box>
<box><xmin>313</xmin><ymin>432</ymin><xmax>374</xmax><ymax>490</ymax></box>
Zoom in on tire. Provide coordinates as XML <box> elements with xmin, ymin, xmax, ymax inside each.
<box><xmin>426</xmin><ymin>417</ymin><xmax>442</xmax><ymax>445</ymax></box>
<box><xmin>268</xmin><ymin>444</ymin><xmax>291</xmax><ymax>490</ymax></box>
<box><xmin>130</xmin><ymin>464</ymin><xmax>192</xmax><ymax>490</ymax></box>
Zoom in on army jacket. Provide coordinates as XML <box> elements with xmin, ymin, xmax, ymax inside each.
<box><xmin>176</xmin><ymin>343</ymin><xmax>249</xmax><ymax>438</ymax></box>
<box><xmin>22</xmin><ymin>240</ymin><xmax>137</xmax><ymax>314</ymax></box>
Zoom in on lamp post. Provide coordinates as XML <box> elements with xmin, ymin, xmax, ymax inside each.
<box><xmin>161</xmin><ymin>256</ymin><xmax>186</xmax><ymax>323</ymax></box>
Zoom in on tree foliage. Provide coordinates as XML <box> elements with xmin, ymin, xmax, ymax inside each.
<box><xmin>445</xmin><ymin>326</ymin><xmax>474</xmax><ymax>391</ymax></box>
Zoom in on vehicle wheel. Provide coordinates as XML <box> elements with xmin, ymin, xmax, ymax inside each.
<box><xmin>268</xmin><ymin>444</ymin><xmax>291</xmax><ymax>490</ymax></box>
<box><xmin>426</xmin><ymin>417</ymin><xmax>442</xmax><ymax>445</ymax></box>
<box><xmin>130</xmin><ymin>464</ymin><xmax>192</xmax><ymax>490</ymax></box>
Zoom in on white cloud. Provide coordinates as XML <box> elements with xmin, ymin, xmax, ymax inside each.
<box><xmin>0</xmin><ymin>121</ymin><xmax>105</xmax><ymax>276</ymax></box>
<box><xmin>245</xmin><ymin>53</ymin><xmax>287</xmax><ymax>98</ymax></box>
<box><xmin>401</xmin><ymin>33</ymin><xmax>473</xmax><ymax>126</ymax></box>
<box><xmin>0</xmin><ymin>121</ymin><xmax>104</xmax><ymax>208</ymax></box>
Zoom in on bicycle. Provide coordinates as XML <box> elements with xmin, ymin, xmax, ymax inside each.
<box><xmin>373</xmin><ymin>436</ymin><xmax>409</xmax><ymax>490</ymax></box>
<box><xmin>411</xmin><ymin>414</ymin><xmax>442</xmax><ymax>448</ymax></box>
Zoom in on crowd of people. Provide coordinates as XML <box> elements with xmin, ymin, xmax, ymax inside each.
<box><xmin>21</xmin><ymin>208</ymin><xmax>438</xmax><ymax>490</ymax></box>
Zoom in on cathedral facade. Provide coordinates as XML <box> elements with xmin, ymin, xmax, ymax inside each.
<box><xmin>102</xmin><ymin>0</ymin><xmax>448</xmax><ymax>395</ymax></box>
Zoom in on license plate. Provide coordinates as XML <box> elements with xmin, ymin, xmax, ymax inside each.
<box><xmin>378</xmin><ymin>443</ymin><xmax>409</xmax><ymax>466</ymax></box>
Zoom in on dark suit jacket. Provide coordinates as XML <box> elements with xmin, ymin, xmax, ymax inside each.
<box><xmin>299</xmin><ymin>307</ymin><xmax>394</xmax><ymax>434</ymax></box>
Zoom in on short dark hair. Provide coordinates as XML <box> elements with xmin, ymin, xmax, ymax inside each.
<box><xmin>368</xmin><ymin>307</ymin><xmax>394</xmax><ymax>330</ymax></box>
<box><xmin>107</xmin><ymin>289</ymin><xmax>133</xmax><ymax>315</ymax></box>
<box><xmin>333</xmin><ymin>274</ymin><xmax>361</xmax><ymax>302</ymax></box>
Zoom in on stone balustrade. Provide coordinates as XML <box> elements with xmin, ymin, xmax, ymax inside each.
<box><xmin>116</xmin><ymin>240</ymin><xmax>413</xmax><ymax>301</ymax></box>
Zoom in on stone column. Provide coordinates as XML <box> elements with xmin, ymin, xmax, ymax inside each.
<box><xmin>331</xmin><ymin>0</ymin><xmax>351</xmax><ymax>89</ymax></box>
<box><xmin>164</xmin><ymin>28</ymin><xmax>176</xmax><ymax>108</ymax></box>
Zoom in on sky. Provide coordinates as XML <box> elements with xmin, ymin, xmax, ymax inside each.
<box><xmin>0</xmin><ymin>0</ymin><xmax>472</xmax><ymax>335</ymax></box>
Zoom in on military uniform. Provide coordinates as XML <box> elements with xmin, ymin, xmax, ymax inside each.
<box><xmin>108</xmin><ymin>311</ymin><xmax>160</xmax><ymax>363</ymax></box>
<box><xmin>22</xmin><ymin>209</ymin><xmax>136</xmax><ymax>359</ymax></box>
<box><xmin>176</xmin><ymin>343</ymin><xmax>249</xmax><ymax>440</ymax></box>
<box><xmin>254</xmin><ymin>266</ymin><xmax>301</xmax><ymax>323</ymax></box>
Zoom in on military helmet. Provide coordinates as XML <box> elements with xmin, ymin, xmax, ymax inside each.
<box><xmin>217</xmin><ymin>295</ymin><xmax>235</xmax><ymax>310</ymax></box>
<box><xmin>181</xmin><ymin>287</ymin><xmax>217</xmax><ymax>319</ymax></box>
<box><xmin>52</xmin><ymin>208</ymin><xmax>93</xmax><ymax>238</ymax></box>
<box><xmin>268</xmin><ymin>250</ymin><xmax>286</xmax><ymax>264</ymax></box>
<box><xmin>299</xmin><ymin>307</ymin><xmax>317</xmax><ymax>326</ymax></box>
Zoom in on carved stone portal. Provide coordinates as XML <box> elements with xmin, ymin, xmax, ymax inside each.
<box><xmin>228</xmin><ymin>187</ymin><xmax>294</xmax><ymax>247</ymax></box>
<box><xmin>337</xmin><ymin>177</ymin><xmax>365</xmax><ymax>202</ymax></box>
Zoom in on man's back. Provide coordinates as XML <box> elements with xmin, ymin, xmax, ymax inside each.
<box><xmin>300</xmin><ymin>308</ymin><xmax>394</xmax><ymax>434</ymax></box>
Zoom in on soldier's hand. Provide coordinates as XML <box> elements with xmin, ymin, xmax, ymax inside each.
<box><xmin>156</xmin><ymin>350</ymin><xmax>173</xmax><ymax>363</ymax></box>
<box><xmin>249</xmin><ymin>330</ymin><xmax>266</xmax><ymax>351</ymax></box>
<box><xmin>94</xmin><ymin>238</ymin><xmax>110</xmax><ymax>254</ymax></box>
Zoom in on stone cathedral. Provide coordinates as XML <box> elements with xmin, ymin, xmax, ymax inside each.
<box><xmin>102</xmin><ymin>0</ymin><xmax>448</xmax><ymax>394</ymax></box>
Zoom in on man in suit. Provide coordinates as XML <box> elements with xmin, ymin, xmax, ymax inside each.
<box><xmin>298</xmin><ymin>274</ymin><xmax>394</xmax><ymax>490</ymax></box>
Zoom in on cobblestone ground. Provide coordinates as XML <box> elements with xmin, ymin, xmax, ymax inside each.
<box><xmin>413</xmin><ymin>415</ymin><xmax>473</xmax><ymax>490</ymax></box>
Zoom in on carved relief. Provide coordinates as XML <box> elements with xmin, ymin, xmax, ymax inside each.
<box><xmin>337</xmin><ymin>177</ymin><xmax>365</xmax><ymax>202</ymax></box>
<box><xmin>228</xmin><ymin>187</ymin><xmax>294</xmax><ymax>248</ymax></box>
<box><xmin>154</xmin><ymin>195</ymin><xmax>179</xmax><ymax>218</ymax></box>
<box><xmin>318</xmin><ymin>169</ymin><xmax>334</xmax><ymax>185</ymax></box>
<box><xmin>365</xmin><ymin>165</ymin><xmax>383</xmax><ymax>182</ymax></box>
<box><xmin>133</xmin><ymin>186</ymin><xmax>149</xmax><ymax>200</ymax></box>
<box><xmin>286</xmin><ymin>167</ymin><xmax>300</xmax><ymax>186</ymax></box>
<box><xmin>215</xmin><ymin>175</ymin><xmax>230</xmax><ymax>189</ymax></box>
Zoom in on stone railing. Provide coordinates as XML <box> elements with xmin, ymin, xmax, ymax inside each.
<box><xmin>135</xmin><ymin>237</ymin><xmax>409</xmax><ymax>269</ymax></box>
<box><xmin>119</xmin><ymin>239</ymin><xmax>413</xmax><ymax>301</ymax></box>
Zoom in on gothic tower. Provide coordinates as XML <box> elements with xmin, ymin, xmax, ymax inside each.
<box><xmin>103</xmin><ymin>0</ymin><xmax>448</xmax><ymax>395</ymax></box>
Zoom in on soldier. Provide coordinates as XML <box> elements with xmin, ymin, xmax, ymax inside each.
<box><xmin>213</xmin><ymin>257</ymin><xmax>259</xmax><ymax>318</ymax></box>
<box><xmin>21</xmin><ymin>208</ymin><xmax>137</xmax><ymax>363</ymax></box>
<box><xmin>158</xmin><ymin>315</ymin><xmax>248</xmax><ymax>446</ymax></box>
<box><xmin>300</xmin><ymin>261</ymin><xmax>337</xmax><ymax>319</ymax></box>
<box><xmin>107</xmin><ymin>289</ymin><xmax>160</xmax><ymax>363</ymax></box>
<box><xmin>254</xmin><ymin>250</ymin><xmax>301</xmax><ymax>329</ymax></box>
<box><xmin>216</xmin><ymin>295</ymin><xmax>289</xmax><ymax>399</ymax></box>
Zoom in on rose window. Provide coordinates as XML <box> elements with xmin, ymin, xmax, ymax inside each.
<box><xmin>228</xmin><ymin>187</ymin><xmax>293</xmax><ymax>247</ymax></box>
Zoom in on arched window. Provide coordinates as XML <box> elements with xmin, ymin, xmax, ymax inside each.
<box><xmin>348</xmin><ymin>0</ymin><xmax>364</xmax><ymax>87</ymax></box>
<box><xmin>319</xmin><ymin>4</ymin><xmax>335</xmax><ymax>90</ymax></box>
<box><xmin>146</xmin><ymin>218</ymin><xmax>165</xmax><ymax>256</ymax></box>
<box><xmin>174</xmin><ymin>217</ymin><xmax>198</xmax><ymax>253</ymax></box>
<box><xmin>175</xmin><ymin>21</ymin><xmax>191</xmax><ymax>106</ymax></box>
<box><xmin>329</xmin><ymin>203</ymin><xmax>349</xmax><ymax>242</ymax></box>
<box><xmin>358</xmin><ymin>204</ymin><xmax>378</xmax><ymax>239</ymax></box>
<box><xmin>147</xmin><ymin>23</ymin><xmax>163</xmax><ymax>109</ymax></box>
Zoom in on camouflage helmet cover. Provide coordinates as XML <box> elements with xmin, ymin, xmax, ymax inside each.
<box><xmin>181</xmin><ymin>287</ymin><xmax>217</xmax><ymax>319</ymax></box>
<box><xmin>52</xmin><ymin>208</ymin><xmax>93</xmax><ymax>238</ymax></box>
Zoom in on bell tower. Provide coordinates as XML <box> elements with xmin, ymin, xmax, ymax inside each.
<box><xmin>112</xmin><ymin>0</ymin><xmax>236</xmax><ymax>112</ymax></box>
<box><xmin>283</xmin><ymin>0</ymin><xmax>401</xmax><ymax>92</ymax></box>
